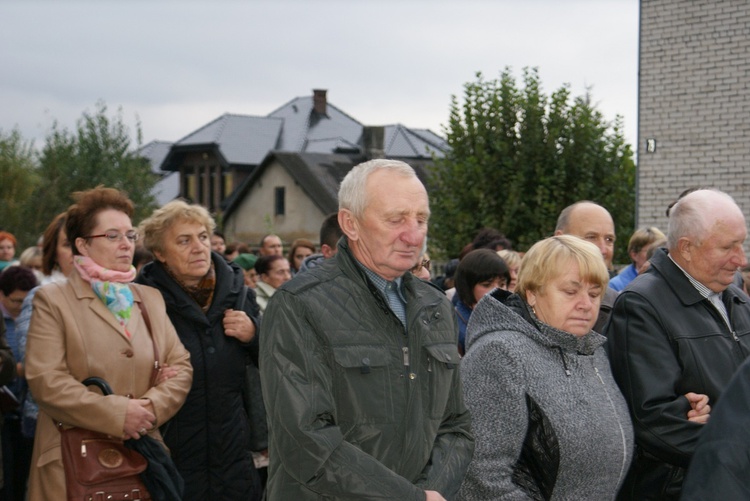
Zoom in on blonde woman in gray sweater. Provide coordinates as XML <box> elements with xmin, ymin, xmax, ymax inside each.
<box><xmin>458</xmin><ymin>236</ymin><xmax>633</xmax><ymax>500</ymax></box>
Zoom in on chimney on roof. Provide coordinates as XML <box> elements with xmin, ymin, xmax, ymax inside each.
<box><xmin>362</xmin><ymin>126</ymin><xmax>385</xmax><ymax>159</ymax></box>
<box><xmin>313</xmin><ymin>89</ymin><xmax>328</xmax><ymax>116</ymax></box>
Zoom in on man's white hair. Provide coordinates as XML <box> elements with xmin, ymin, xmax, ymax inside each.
<box><xmin>667</xmin><ymin>189</ymin><xmax>741</xmax><ymax>249</ymax></box>
<box><xmin>338</xmin><ymin>159</ymin><xmax>417</xmax><ymax>219</ymax></box>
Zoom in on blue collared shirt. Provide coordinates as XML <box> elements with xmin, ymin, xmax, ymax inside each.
<box><xmin>357</xmin><ymin>262</ymin><xmax>407</xmax><ymax>327</ymax></box>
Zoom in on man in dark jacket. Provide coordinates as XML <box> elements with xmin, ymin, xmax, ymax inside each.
<box><xmin>605</xmin><ymin>188</ymin><xmax>750</xmax><ymax>500</ymax></box>
<box><xmin>260</xmin><ymin>159</ymin><xmax>474</xmax><ymax>501</ymax></box>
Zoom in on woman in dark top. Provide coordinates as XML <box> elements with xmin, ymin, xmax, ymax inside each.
<box><xmin>137</xmin><ymin>200</ymin><xmax>262</xmax><ymax>501</ymax></box>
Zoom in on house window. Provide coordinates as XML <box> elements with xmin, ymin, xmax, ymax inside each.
<box><xmin>275</xmin><ymin>187</ymin><xmax>285</xmax><ymax>216</ymax></box>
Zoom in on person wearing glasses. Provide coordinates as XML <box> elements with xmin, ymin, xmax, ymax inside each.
<box><xmin>24</xmin><ymin>187</ymin><xmax>193</xmax><ymax>500</ymax></box>
<box><xmin>410</xmin><ymin>253</ymin><xmax>432</xmax><ymax>281</ymax></box>
<box><xmin>137</xmin><ymin>200</ymin><xmax>263</xmax><ymax>501</ymax></box>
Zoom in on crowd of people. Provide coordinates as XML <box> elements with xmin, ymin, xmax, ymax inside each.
<box><xmin>0</xmin><ymin>159</ymin><xmax>749</xmax><ymax>500</ymax></box>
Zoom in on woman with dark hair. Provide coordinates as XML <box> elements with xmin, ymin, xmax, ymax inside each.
<box><xmin>0</xmin><ymin>265</ymin><xmax>38</xmax><ymax>501</ymax></box>
<box><xmin>12</xmin><ymin>212</ymin><xmax>75</xmax><ymax>498</ymax></box>
<box><xmin>24</xmin><ymin>187</ymin><xmax>193</xmax><ymax>500</ymax></box>
<box><xmin>453</xmin><ymin>249</ymin><xmax>510</xmax><ymax>354</ymax></box>
<box><xmin>287</xmin><ymin>238</ymin><xmax>315</xmax><ymax>276</ymax></box>
<box><xmin>254</xmin><ymin>254</ymin><xmax>291</xmax><ymax>314</ymax></box>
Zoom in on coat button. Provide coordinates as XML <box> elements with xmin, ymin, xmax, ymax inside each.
<box><xmin>121</xmin><ymin>349</ymin><xmax>134</xmax><ymax>358</ymax></box>
<box><xmin>409</xmin><ymin>373</ymin><xmax>416</xmax><ymax>380</ymax></box>
<box><xmin>207</xmin><ymin>346</ymin><xmax>216</xmax><ymax>354</ymax></box>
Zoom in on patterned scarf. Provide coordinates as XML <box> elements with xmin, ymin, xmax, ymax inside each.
<box><xmin>164</xmin><ymin>262</ymin><xmax>216</xmax><ymax>313</ymax></box>
<box><xmin>74</xmin><ymin>256</ymin><xmax>136</xmax><ymax>336</ymax></box>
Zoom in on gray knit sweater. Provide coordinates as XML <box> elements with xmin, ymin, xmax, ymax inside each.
<box><xmin>458</xmin><ymin>291</ymin><xmax>633</xmax><ymax>500</ymax></box>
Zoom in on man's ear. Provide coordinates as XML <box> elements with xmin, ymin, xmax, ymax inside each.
<box><xmin>338</xmin><ymin>210</ymin><xmax>359</xmax><ymax>241</ymax></box>
<box><xmin>553</xmin><ymin>229</ymin><xmax>563</xmax><ymax>236</ymax></box>
<box><xmin>676</xmin><ymin>237</ymin><xmax>694</xmax><ymax>262</ymax></box>
<box><xmin>320</xmin><ymin>244</ymin><xmax>334</xmax><ymax>259</ymax></box>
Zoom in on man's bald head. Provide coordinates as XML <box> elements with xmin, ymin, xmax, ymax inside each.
<box><xmin>555</xmin><ymin>201</ymin><xmax>616</xmax><ymax>269</ymax></box>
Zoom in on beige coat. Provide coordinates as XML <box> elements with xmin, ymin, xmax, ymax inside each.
<box><xmin>24</xmin><ymin>270</ymin><xmax>193</xmax><ymax>500</ymax></box>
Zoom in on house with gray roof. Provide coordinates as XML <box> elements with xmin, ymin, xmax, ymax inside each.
<box><xmin>139</xmin><ymin>140</ymin><xmax>179</xmax><ymax>206</ymax></box>
<box><xmin>221</xmin><ymin>149</ymin><xmax>435</xmax><ymax>247</ymax></box>
<box><xmin>148</xmin><ymin>89</ymin><xmax>447</xmax><ymax>247</ymax></box>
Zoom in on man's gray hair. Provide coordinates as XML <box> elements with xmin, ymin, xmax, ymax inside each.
<box><xmin>338</xmin><ymin>159</ymin><xmax>417</xmax><ymax>218</ymax></box>
<box><xmin>667</xmin><ymin>188</ymin><xmax>738</xmax><ymax>249</ymax></box>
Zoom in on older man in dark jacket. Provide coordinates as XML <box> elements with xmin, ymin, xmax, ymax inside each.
<box><xmin>260</xmin><ymin>159</ymin><xmax>474</xmax><ymax>501</ymax></box>
<box><xmin>606</xmin><ymin>188</ymin><xmax>750</xmax><ymax>500</ymax></box>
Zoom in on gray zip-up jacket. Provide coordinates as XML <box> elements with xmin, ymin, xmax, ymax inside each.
<box><xmin>458</xmin><ymin>290</ymin><xmax>633</xmax><ymax>500</ymax></box>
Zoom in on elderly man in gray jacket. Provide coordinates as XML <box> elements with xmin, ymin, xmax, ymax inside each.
<box><xmin>260</xmin><ymin>159</ymin><xmax>474</xmax><ymax>501</ymax></box>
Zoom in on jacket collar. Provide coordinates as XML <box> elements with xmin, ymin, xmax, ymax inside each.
<box><xmin>647</xmin><ymin>248</ymin><xmax>739</xmax><ymax>307</ymax></box>
<box><xmin>137</xmin><ymin>251</ymin><xmax>243</xmax><ymax>322</ymax></box>
<box><xmin>69</xmin><ymin>268</ymin><xmax>141</xmax><ymax>342</ymax></box>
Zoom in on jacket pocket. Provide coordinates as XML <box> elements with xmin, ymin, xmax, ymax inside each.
<box><xmin>424</xmin><ymin>343</ymin><xmax>459</xmax><ymax>419</ymax></box>
<box><xmin>331</xmin><ymin>345</ymin><xmax>394</xmax><ymax>424</ymax></box>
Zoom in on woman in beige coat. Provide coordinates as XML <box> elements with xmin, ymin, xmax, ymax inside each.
<box><xmin>24</xmin><ymin>187</ymin><xmax>193</xmax><ymax>500</ymax></box>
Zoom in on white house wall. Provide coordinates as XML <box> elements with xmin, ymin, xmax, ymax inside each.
<box><xmin>224</xmin><ymin>160</ymin><xmax>328</xmax><ymax>247</ymax></box>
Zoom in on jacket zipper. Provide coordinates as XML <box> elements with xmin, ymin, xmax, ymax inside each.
<box><xmin>594</xmin><ymin>365</ymin><xmax>630</xmax><ymax>487</ymax></box>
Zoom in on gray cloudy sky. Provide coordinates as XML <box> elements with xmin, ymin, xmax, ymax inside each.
<box><xmin>1</xmin><ymin>0</ymin><xmax>639</xmax><ymax>150</ymax></box>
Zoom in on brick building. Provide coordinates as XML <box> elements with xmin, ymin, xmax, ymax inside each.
<box><xmin>638</xmin><ymin>0</ymin><xmax>750</xmax><ymax>232</ymax></box>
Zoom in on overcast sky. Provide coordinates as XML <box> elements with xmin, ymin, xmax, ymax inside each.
<box><xmin>1</xmin><ymin>0</ymin><xmax>640</xmax><ymax>152</ymax></box>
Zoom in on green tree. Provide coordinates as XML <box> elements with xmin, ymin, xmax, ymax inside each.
<box><xmin>0</xmin><ymin>128</ymin><xmax>39</xmax><ymax>247</ymax></box>
<box><xmin>429</xmin><ymin>68</ymin><xmax>635</xmax><ymax>261</ymax></box>
<box><xmin>27</xmin><ymin>101</ymin><xmax>158</xmax><ymax>242</ymax></box>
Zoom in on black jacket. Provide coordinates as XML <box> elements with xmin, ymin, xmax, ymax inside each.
<box><xmin>605</xmin><ymin>248</ymin><xmax>750</xmax><ymax>500</ymax></box>
<box><xmin>137</xmin><ymin>252</ymin><xmax>261</xmax><ymax>501</ymax></box>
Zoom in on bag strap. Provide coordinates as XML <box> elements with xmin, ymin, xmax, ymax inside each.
<box><xmin>131</xmin><ymin>285</ymin><xmax>161</xmax><ymax>388</ymax></box>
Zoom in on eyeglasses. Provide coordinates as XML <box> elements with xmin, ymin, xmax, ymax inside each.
<box><xmin>411</xmin><ymin>259</ymin><xmax>431</xmax><ymax>273</ymax></box>
<box><xmin>83</xmin><ymin>231</ymin><xmax>139</xmax><ymax>243</ymax></box>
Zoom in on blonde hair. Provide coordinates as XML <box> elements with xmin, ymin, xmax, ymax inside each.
<box><xmin>497</xmin><ymin>249</ymin><xmax>521</xmax><ymax>269</ymax></box>
<box><xmin>516</xmin><ymin>235</ymin><xmax>609</xmax><ymax>300</ymax></box>
<box><xmin>138</xmin><ymin>200</ymin><xmax>216</xmax><ymax>255</ymax></box>
<box><xmin>628</xmin><ymin>226</ymin><xmax>665</xmax><ymax>255</ymax></box>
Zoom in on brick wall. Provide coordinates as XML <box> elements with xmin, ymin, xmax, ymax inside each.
<box><xmin>638</xmin><ymin>0</ymin><xmax>750</xmax><ymax>236</ymax></box>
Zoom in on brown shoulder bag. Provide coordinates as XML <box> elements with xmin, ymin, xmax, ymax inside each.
<box><xmin>58</xmin><ymin>295</ymin><xmax>160</xmax><ymax>501</ymax></box>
